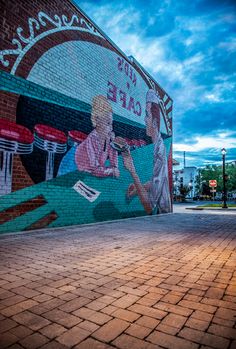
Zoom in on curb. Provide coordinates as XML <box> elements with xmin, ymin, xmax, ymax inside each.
<box><xmin>186</xmin><ymin>207</ymin><xmax>236</xmax><ymax>211</ymax></box>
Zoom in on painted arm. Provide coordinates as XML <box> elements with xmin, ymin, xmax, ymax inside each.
<box><xmin>108</xmin><ymin>145</ymin><xmax>118</xmax><ymax>169</ymax></box>
<box><xmin>121</xmin><ymin>151</ymin><xmax>152</xmax><ymax>214</ymax></box>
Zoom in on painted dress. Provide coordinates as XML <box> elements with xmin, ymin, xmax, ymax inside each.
<box><xmin>75</xmin><ymin>129</ymin><xmax>118</xmax><ymax>177</ymax></box>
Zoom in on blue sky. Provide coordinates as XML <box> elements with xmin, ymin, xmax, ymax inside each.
<box><xmin>77</xmin><ymin>0</ymin><xmax>236</xmax><ymax>168</ymax></box>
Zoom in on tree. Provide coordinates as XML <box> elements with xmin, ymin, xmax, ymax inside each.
<box><xmin>225</xmin><ymin>164</ymin><xmax>236</xmax><ymax>192</ymax></box>
<box><xmin>199</xmin><ymin>163</ymin><xmax>236</xmax><ymax>195</ymax></box>
<box><xmin>179</xmin><ymin>185</ymin><xmax>191</xmax><ymax>201</ymax></box>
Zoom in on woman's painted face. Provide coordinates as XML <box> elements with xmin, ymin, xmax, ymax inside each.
<box><xmin>97</xmin><ymin>111</ymin><xmax>113</xmax><ymax>138</ymax></box>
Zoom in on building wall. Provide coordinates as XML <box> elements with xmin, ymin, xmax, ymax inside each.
<box><xmin>0</xmin><ymin>0</ymin><xmax>173</xmax><ymax>233</ymax></box>
<box><xmin>174</xmin><ymin>167</ymin><xmax>197</xmax><ymax>198</ymax></box>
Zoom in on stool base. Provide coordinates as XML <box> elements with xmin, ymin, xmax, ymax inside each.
<box><xmin>0</xmin><ymin>151</ymin><xmax>13</xmax><ymax>195</ymax></box>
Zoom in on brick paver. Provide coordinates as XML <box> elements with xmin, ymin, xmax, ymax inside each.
<box><xmin>125</xmin><ymin>323</ymin><xmax>153</xmax><ymax>338</ymax></box>
<box><xmin>74</xmin><ymin>337</ymin><xmax>113</xmax><ymax>348</ymax></box>
<box><xmin>112</xmin><ymin>308</ymin><xmax>140</xmax><ymax>322</ymax></box>
<box><xmin>147</xmin><ymin>330</ymin><xmax>199</xmax><ymax>349</ymax></box>
<box><xmin>39</xmin><ymin>323</ymin><xmax>67</xmax><ymax>339</ymax></box>
<box><xmin>56</xmin><ymin>325</ymin><xmax>90</xmax><ymax>346</ymax></box>
<box><xmin>9</xmin><ymin>324</ymin><xmax>33</xmax><ymax>339</ymax></box>
<box><xmin>18</xmin><ymin>333</ymin><xmax>49</xmax><ymax>348</ymax></box>
<box><xmin>179</xmin><ymin>326</ymin><xmax>230</xmax><ymax>348</ymax></box>
<box><xmin>12</xmin><ymin>311</ymin><xmax>51</xmax><ymax>330</ymax></box>
<box><xmin>92</xmin><ymin>318</ymin><xmax>129</xmax><ymax>342</ymax></box>
<box><xmin>0</xmin><ymin>212</ymin><xmax>236</xmax><ymax>348</ymax></box>
<box><xmin>112</xmin><ymin>333</ymin><xmax>158</xmax><ymax>348</ymax></box>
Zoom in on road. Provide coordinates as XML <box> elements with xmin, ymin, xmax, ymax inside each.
<box><xmin>174</xmin><ymin>201</ymin><xmax>236</xmax><ymax>215</ymax></box>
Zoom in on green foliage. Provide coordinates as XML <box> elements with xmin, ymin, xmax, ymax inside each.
<box><xmin>179</xmin><ymin>185</ymin><xmax>191</xmax><ymax>200</ymax></box>
<box><xmin>197</xmin><ymin>163</ymin><xmax>236</xmax><ymax>194</ymax></box>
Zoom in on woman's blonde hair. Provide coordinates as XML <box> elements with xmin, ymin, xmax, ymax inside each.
<box><xmin>91</xmin><ymin>95</ymin><xmax>112</xmax><ymax>127</ymax></box>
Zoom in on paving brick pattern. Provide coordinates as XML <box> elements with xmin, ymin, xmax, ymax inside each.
<box><xmin>0</xmin><ymin>213</ymin><xmax>236</xmax><ymax>348</ymax></box>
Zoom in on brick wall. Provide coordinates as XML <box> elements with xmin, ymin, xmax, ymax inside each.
<box><xmin>0</xmin><ymin>0</ymin><xmax>173</xmax><ymax>233</ymax></box>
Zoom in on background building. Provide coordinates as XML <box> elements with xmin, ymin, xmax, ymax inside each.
<box><xmin>173</xmin><ymin>166</ymin><xmax>198</xmax><ymax>199</ymax></box>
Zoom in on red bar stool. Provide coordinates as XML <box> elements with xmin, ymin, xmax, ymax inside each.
<box><xmin>68</xmin><ymin>130</ymin><xmax>87</xmax><ymax>146</ymax></box>
<box><xmin>124</xmin><ymin>138</ymin><xmax>136</xmax><ymax>151</ymax></box>
<box><xmin>0</xmin><ymin>118</ymin><xmax>34</xmax><ymax>195</ymax></box>
<box><xmin>34</xmin><ymin>124</ymin><xmax>67</xmax><ymax>181</ymax></box>
<box><xmin>128</xmin><ymin>139</ymin><xmax>137</xmax><ymax>151</ymax></box>
<box><xmin>134</xmin><ymin>139</ymin><xmax>145</xmax><ymax>147</ymax></box>
<box><xmin>133</xmin><ymin>139</ymin><xmax>140</xmax><ymax>148</ymax></box>
<box><xmin>139</xmin><ymin>140</ymin><xmax>146</xmax><ymax>147</ymax></box>
<box><xmin>125</xmin><ymin>138</ymin><xmax>132</xmax><ymax>146</ymax></box>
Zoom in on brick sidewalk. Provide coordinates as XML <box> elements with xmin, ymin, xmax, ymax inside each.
<box><xmin>0</xmin><ymin>213</ymin><xmax>235</xmax><ymax>349</ymax></box>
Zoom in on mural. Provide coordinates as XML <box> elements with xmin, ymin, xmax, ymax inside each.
<box><xmin>122</xmin><ymin>89</ymin><xmax>171</xmax><ymax>215</ymax></box>
<box><xmin>0</xmin><ymin>4</ymin><xmax>173</xmax><ymax>233</ymax></box>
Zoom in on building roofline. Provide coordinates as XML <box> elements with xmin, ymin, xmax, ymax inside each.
<box><xmin>69</xmin><ymin>0</ymin><xmax>133</xmax><ymax>63</ymax></box>
<box><xmin>129</xmin><ymin>56</ymin><xmax>173</xmax><ymax>102</ymax></box>
<box><xmin>69</xmin><ymin>0</ymin><xmax>171</xmax><ymax>99</ymax></box>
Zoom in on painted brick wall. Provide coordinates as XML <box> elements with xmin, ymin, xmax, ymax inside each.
<box><xmin>0</xmin><ymin>0</ymin><xmax>173</xmax><ymax>233</ymax></box>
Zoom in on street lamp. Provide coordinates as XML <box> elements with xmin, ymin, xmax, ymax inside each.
<box><xmin>221</xmin><ymin>148</ymin><xmax>228</xmax><ymax>209</ymax></box>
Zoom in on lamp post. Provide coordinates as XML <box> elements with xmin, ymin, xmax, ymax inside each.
<box><xmin>221</xmin><ymin>148</ymin><xmax>228</xmax><ymax>209</ymax></box>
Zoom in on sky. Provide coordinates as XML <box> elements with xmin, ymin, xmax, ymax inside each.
<box><xmin>76</xmin><ymin>0</ymin><xmax>236</xmax><ymax>169</ymax></box>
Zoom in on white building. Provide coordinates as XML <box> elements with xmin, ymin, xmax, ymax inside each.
<box><xmin>173</xmin><ymin>166</ymin><xmax>198</xmax><ymax>198</ymax></box>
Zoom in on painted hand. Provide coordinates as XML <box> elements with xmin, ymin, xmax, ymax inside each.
<box><xmin>121</xmin><ymin>150</ymin><xmax>135</xmax><ymax>174</ymax></box>
<box><xmin>113</xmin><ymin>168</ymin><xmax>120</xmax><ymax>178</ymax></box>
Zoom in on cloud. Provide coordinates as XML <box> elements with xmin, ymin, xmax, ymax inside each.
<box><xmin>78</xmin><ymin>0</ymin><xmax>236</xmax><ymax>167</ymax></box>
<box><xmin>174</xmin><ymin>132</ymin><xmax>236</xmax><ymax>152</ymax></box>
